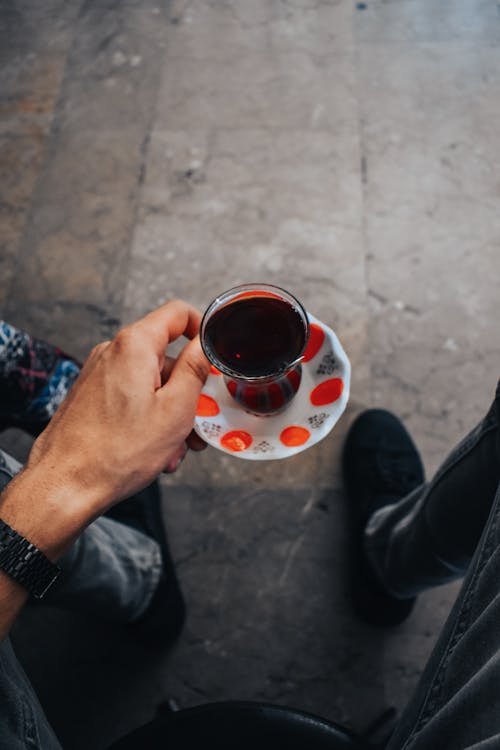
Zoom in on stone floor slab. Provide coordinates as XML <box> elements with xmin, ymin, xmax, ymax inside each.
<box><xmin>359</xmin><ymin>41</ymin><xmax>500</xmax><ymax>471</ymax></box>
<box><xmin>1</xmin><ymin>0</ymin><xmax>500</xmax><ymax>748</ymax></box>
<box><xmin>4</xmin><ymin>0</ymin><xmax>166</xmax><ymax>357</ymax></box>
<box><xmin>356</xmin><ymin>0</ymin><xmax>500</xmax><ymax>43</ymax></box>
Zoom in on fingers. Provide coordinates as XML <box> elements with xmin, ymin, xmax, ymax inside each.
<box><xmin>186</xmin><ymin>430</ymin><xmax>207</xmax><ymax>452</ymax></box>
<box><xmin>160</xmin><ymin>356</ymin><xmax>176</xmax><ymax>385</ymax></box>
<box><xmin>163</xmin><ymin>441</ymin><xmax>189</xmax><ymax>473</ymax></box>
<box><xmin>90</xmin><ymin>340</ymin><xmax>112</xmax><ymax>357</ymax></box>
<box><xmin>159</xmin><ymin>336</ymin><xmax>210</xmax><ymax>409</ymax></box>
<box><xmin>163</xmin><ymin>432</ymin><xmax>207</xmax><ymax>474</ymax></box>
<box><xmin>131</xmin><ymin>300</ymin><xmax>203</xmax><ymax>357</ymax></box>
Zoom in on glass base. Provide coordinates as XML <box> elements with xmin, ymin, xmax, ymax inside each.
<box><xmin>225</xmin><ymin>364</ymin><xmax>302</xmax><ymax>417</ymax></box>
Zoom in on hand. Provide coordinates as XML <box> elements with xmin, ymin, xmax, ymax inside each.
<box><xmin>160</xmin><ymin>354</ymin><xmax>207</xmax><ymax>465</ymax></box>
<box><xmin>27</xmin><ymin>300</ymin><xmax>210</xmax><ymax>516</ymax></box>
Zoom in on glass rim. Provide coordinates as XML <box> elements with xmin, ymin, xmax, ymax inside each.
<box><xmin>200</xmin><ymin>283</ymin><xmax>310</xmax><ymax>381</ymax></box>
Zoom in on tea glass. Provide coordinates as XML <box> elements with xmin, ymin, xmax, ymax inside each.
<box><xmin>200</xmin><ymin>284</ymin><xmax>310</xmax><ymax>416</ymax></box>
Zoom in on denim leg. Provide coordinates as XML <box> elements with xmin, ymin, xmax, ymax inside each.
<box><xmin>0</xmin><ymin>449</ymin><xmax>162</xmax><ymax>749</ymax></box>
<box><xmin>0</xmin><ymin>457</ymin><xmax>62</xmax><ymax>748</ymax></box>
<box><xmin>388</xmin><ymin>481</ymin><xmax>500</xmax><ymax>749</ymax></box>
<box><xmin>49</xmin><ymin>517</ymin><xmax>162</xmax><ymax>622</ymax></box>
<box><xmin>0</xmin><ymin>450</ymin><xmax>162</xmax><ymax>622</ymax></box>
<box><xmin>0</xmin><ymin>637</ymin><xmax>62</xmax><ymax>750</ymax></box>
<box><xmin>364</xmin><ymin>381</ymin><xmax>500</xmax><ymax>598</ymax></box>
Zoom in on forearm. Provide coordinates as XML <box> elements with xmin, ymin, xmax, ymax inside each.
<box><xmin>0</xmin><ymin>463</ymin><xmax>101</xmax><ymax>642</ymax></box>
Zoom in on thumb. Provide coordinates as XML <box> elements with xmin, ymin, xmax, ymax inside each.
<box><xmin>159</xmin><ymin>336</ymin><xmax>210</xmax><ymax>410</ymax></box>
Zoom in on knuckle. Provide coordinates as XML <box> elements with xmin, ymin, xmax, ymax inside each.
<box><xmin>112</xmin><ymin>329</ymin><xmax>128</xmax><ymax>351</ymax></box>
<box><xmin>165</xmin><ymin>298</ymin><xmax>184</xmax><ymax>315</ymax></box>
<box><xmin>185</xmin><ymin>354</ymin><xmax>209</xmax><ymax>384</ymax></box>
<box><xmin>113</xmin><ymin>326</ymin><xmax>139</xmax><ymax>351</ymax></box>
<box><xmin>91</xmin><ymin>341</ymin><xmax>109</xmax><ymax>357</ymax></box>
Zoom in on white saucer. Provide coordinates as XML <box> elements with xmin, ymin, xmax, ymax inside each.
<box><xmin>194</xmin><ymin>313</ymin><xmax>351</xmax><ymax>460</ymax></box>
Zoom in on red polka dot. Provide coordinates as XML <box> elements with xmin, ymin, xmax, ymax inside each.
<box><xmin>196</xmin><ymin>394</ymin><xmax>220</xmax><ymax>417</ymax></box>
<box><xmin>302</xmin><ymin>324</ymin><xmax>325</xmax><ymax>363</ymax></box>
<box><xmin>280</xmin><ymin>426</ymin><xmax>311</xmax><ymax>447</ymax></box>
<box><xmin>310</xmin><ymin>378</ymin><xmax>343</xmax><ymax>406</ymax></box>
<box><xmin>210</xmin><ymin>365</ymin><xmax>222</xmax><ymax>376</ymax></box>
<box><xmin>220</xmin><ymin>430</ymin><xmax>253</xmax><ymax>452</ymax></box>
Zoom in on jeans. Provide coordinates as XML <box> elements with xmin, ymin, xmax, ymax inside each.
<box><xmin>367</xmin><ymin>381</ymin><xmax>500</xmax><ymax>749</ymax></box>
<box><xmin>2</xmin><ymin>387</ymin><xmax>500</xmax><ymax>748</ymax></box>
<box><xmin>0</xmin><ymin>452</ymin><xmax>162</xmax><ymax>750</ymax></box>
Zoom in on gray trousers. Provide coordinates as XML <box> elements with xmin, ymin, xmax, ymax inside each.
<box><xmin>2</xmin><ymin>383</ymin><xmax>500</xmax><ymax>748</ymax></box>
<box><xmin>0</xmin><ymin>452</ymin><xmax>162</xmax><ymax>750</ymax></box>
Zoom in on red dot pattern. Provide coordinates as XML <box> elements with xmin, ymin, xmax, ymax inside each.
<box><xmin>220</xmin><ymin>430</ymin><xmax>253</xmax><ymax>452</ymax></box>
<box><xmin>302</xmin><ymin>323</ymin><xmax>325</xmax><ymax>363</ymax></box>
<box><xmin>280</xmin><ymin>426</ymin><xmax>311</xmax><ymax>447</ymax></box>
<box><xmin>310</xmin><ymin>378</ymin><xmax>343</xmax><ymax>406</ymax></box>
<box><xmin>196</xmin><ymin>394</ymin><xmax>220</xmax><ymax>417</ymax></box>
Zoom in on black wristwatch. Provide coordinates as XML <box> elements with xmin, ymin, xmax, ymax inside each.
<box><xmin>0</xmin><ymin>518</ymin><xmax>62</xmax><ymax>599</ymax></box>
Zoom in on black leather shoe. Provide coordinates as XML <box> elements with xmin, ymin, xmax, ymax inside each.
<box><xmin>342</xmin><ymin>409</ymin><xmax>425</xmax><ymax>626</ymax></box>
<box><xmin>106</xmin><ymin>481</ymin><xmax>186</xmax><ymax>647</ymax></box>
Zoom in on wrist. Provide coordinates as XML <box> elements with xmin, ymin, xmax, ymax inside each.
<box><xmin>0</xmin><ymin>461</ymin><xmax>105</xmax><ymax>561</ymax></box>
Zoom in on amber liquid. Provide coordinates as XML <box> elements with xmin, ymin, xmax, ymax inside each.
<box><xmin>204</xmin><ymin>296</ymin><xmax>307</xmax><ymax>378</ymax></box>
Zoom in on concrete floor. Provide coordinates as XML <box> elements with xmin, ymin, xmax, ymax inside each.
<box><xmin>1</xmin><ymin>0</ymin><xmax>500</xmax><ymax>747</ymax></box>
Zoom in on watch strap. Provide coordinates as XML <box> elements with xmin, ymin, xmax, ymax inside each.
<box><xmin>0</xmin><ymin>518</ymin><xmax>61</xmax><ymax>599</ymax></box>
